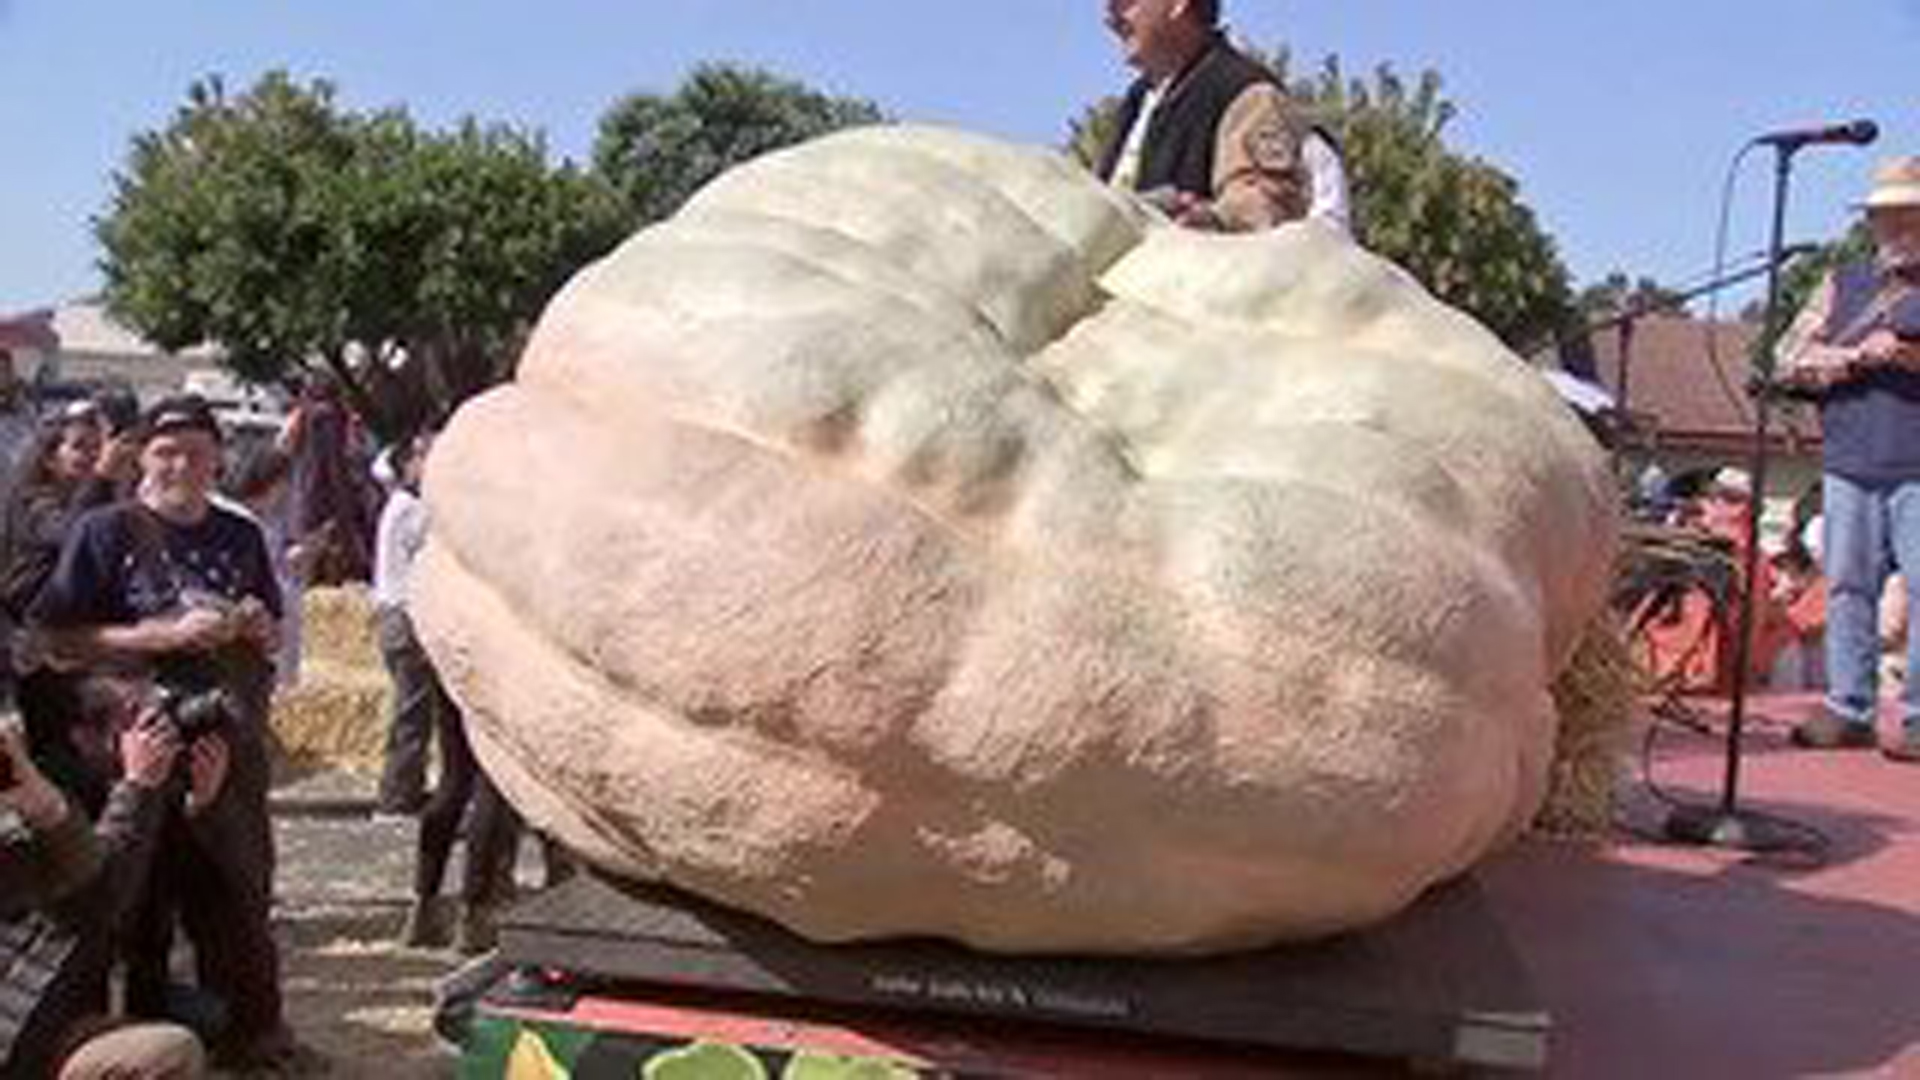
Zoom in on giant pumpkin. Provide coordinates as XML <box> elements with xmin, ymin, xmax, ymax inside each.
<box><xmin>412</xmin><ymin>125</ymin><xmax>1616</xmax><ymax>955</ymax></box>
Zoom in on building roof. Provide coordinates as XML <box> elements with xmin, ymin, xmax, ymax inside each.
<box><xmin>47</xmin><ymin>303</ymin><xmax>219</xmax><ymax>361</ymax></box>
<box><xmin>1569</xmin><ymin>313</ymin><xmax>1818</xmax><ymax>452</ymax></box>
<box><xmin>0</xmin><ymin>308</ymin><xmax>60</xmax><ymax>352</ymax></box>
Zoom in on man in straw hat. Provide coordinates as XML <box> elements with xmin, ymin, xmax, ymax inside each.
<box><xmin>1776</xmin><ymin>157</ymin><xmax>1920</xmax><ymax>759</ymax></box>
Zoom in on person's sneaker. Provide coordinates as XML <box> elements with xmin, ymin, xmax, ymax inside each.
<box><xmin>1882</xmin><ymin>729</ymin><xmax>1920</xmax><ymax>763</ymax></box>
<box><xmin>1788</xmin><ymin>713</ymin><xmax>1877</xmax><ymax>750</ymax></box>
<box><xmin>400</xmin><ymin>896</ymin><xmax>454</xmax><ymax>949</ymax></box>
<box><xmin>456</xmin><ymin>901</ymin><xmax>499</xmax><ymax>956</ymax></box>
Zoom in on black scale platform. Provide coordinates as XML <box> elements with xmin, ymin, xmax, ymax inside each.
<box><xmin>496</xmin><ymin>871</ymin><xmax>1548</xmax><ymax>1071</ymax></box>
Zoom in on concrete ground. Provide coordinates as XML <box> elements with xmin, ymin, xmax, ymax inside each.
<box><xmin>265</xmin><ymin>771</ymin><xmax>457</xmax><ymax>1078</ymax></box>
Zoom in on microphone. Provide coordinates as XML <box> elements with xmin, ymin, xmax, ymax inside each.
<box><xmin>1753</xmin><ymin>119</ymin><xmax>1879</xmax><ymax>150</ymax></box>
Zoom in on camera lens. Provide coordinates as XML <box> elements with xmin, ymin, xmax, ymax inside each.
<box><xmin>168</xmin><ymin>687</ymin><xmax>235</xmax><ymax>740</ymax></box>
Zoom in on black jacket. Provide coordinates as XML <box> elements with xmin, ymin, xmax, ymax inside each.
<box><xmin>1096</xmin><ymin>34</ymin><xmax>1282</xmax><ymax>197</ymax></box>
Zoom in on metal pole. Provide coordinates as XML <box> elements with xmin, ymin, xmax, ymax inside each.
<box><xmin>1663</xmin><ymin>144</ymin><xmax>1821</xmax><ymax>853</ymax></box>
<box><xmin>1717</xmin><ymin>147</ymin><xmax>1793</xmax><ymax>814</ymax></box>
<box><xmin>1616</xmin><ymin>317</ymin><xmax>1636</xmax><ymax>422</ymax></box>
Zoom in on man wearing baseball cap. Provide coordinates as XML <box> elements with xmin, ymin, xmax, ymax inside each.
<box><xmin>29</xmin><ymin>393</ymin><xmax>306</xmax><ymax>1069</ymax></box>
<box><xmin>1775</xmin><ymin>158</ymin><xmax>1920</xmax><ymax>759</ymax></box>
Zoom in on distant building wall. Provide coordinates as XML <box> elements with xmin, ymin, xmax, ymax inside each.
<box><xmin>55</xmin><ymin>348</ymin><xmax>196</xmax><ymax>401</ymax></box>
<box><xmin>24</xmin><ymin>303</ymin><xmax>223</xmax><ymax>406</ymax></box>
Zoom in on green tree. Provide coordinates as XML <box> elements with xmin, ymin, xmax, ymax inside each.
<box><xmin>593</xmin><ymin>62</ymin><xmax>886</xmax><ymax>226</ymax></box>
<box><xmin>97</xmin><ymin>73</ymin><xmax>359</xmax><ymax>387</ymax></box>
<box><xmin>396</xmin><ymin>120</ymin><xmax>627</xmax><ymax>411</ymax></box>
<box><xmin>1733</xmin><ymin>220</ymin><xmax>1873</xmax><ymax>378</ymax></box>
<box><xmin>1066</xmin><ymin>52</ymin><xmax>1573</xmax><ymax>350</ymax></box>
<box><xmin>1066</xmin><ymin>99</ymin><xmax>1122</xmax><ymax>178</ymax></box>
<box><xmin>1762</xmin><ymin>220</ymin><xmax>1873</xmax><ymax>326</ymax></box>
<box><xmin>95</xmin><ymin>71</ymin><xmax>627</xmax><ymax>434</ymax></box>
<box><xmin>1576</xmin><ymin>272</ymin><xmax>1688</xmax><ymax>321</ymax></box>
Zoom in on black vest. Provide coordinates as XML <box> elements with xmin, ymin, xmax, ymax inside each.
<box><xmin>1096</xmin><ymin>36</ymin><xmax>1281</xmax><ymax>197</ymax></box>
<box><xmin>1819</xmin><ymin>262</ymin><xmax>1920</xmax><ymax>482</ymax></box>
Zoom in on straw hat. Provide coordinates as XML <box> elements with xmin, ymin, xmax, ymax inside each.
<box><xmin>1862</xmin><ymin>157</ymin><xmax>1920</xmax><ymax>212</ymax></box>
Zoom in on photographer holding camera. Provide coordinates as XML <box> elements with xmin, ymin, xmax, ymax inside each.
<box><xmin>2</xmin><ymin>684</ymin><xmax>221</xmax><ymax>1079</ymax></box>
<box><xmin>28</xmin><ymin>395</ymin><xmax>303</xmax><ymax>1073</ymax></box>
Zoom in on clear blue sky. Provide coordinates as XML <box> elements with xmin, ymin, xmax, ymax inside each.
<box><xmin>3</xmin><ymin>1</ymin><xmax>1916</xmax><ymax>315</ymax></box>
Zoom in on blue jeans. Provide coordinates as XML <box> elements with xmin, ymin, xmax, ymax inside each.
<box><xmin>1823</xmin><ymin>472</ymin><xmax>1920</xmax><ymax>733</ymax></box>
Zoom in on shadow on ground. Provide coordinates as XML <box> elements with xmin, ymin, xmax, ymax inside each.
<box><xmin>1488</xmin><ymin>822</ymin><xmax>1920</xmax><ymax>1077</ymax></box>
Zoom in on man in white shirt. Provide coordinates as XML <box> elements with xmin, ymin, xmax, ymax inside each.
<box><xmin>373</xmin><ymin>433</ymin><xmax>441</xmax><ymax>815</ymax></box>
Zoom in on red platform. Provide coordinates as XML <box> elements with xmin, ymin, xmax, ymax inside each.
<box><xmin>1483</xmin><ymin>691</ymin><xmax>1920</xmax><ymax>1077</ymax></box>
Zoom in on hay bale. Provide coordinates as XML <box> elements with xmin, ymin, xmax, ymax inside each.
<box><xmin>271</xmin><ymin>585</ymin><xmax>390</xmax><ymax>773</ymax></box>
<box><xmin>1535</xmin><ymin>614</ymin><xmax>1634</xmax><ymax>840</ymax></box>
<box><xmin>303</xmin><ymin>584</ymin><xmax>380</xmax><ymax>667</ymax></box>
<box><xmin>272</xmin><ymin>659</ymin><xmax>391</xmax><ymax>772</ymax></box>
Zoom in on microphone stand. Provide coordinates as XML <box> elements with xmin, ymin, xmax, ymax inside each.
<box><xmin>1661</xmin><ymin>142</ymin><xmax>1822</xmax><ymax>854</ymax></box>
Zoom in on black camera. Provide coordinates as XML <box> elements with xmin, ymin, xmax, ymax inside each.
<box><xmin>155</xmin><ymin>684</ymin><xmax>236</xmax><ymax>741</ymax></box>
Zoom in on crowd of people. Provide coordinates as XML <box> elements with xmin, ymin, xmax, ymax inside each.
<box><xmin>0</xmin><ymin>387</ymin><xmax>301</xmax><ymax>1077</ymax></box>
<box><xmin>1629</xmin><ymin>466</ymin><xmax>1845</xmax><ymax>695</ymax></box>
<box><xmin>0</xmin><ymin>372</ymin><xmax>526</xmax><ymax>1077</ymax></box>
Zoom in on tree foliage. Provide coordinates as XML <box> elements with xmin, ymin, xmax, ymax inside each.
<box><xmin>95</xmin><ymin>72</ymin><xmax>627</xmax><ymax>434</ymax></box>
<box><xmin>395</xmin><ymin>120</ymin><xmax>626</xmax><ymax>409</ymax></box>
<box><xmin>593</xmin><ymin>63</ymin><xmax>886</xmax><ymax>226</ymax></box>
<box><xmin>1769</xmin><ymin>220</ymin><xmax>1873</xmax><ymax>327</ymax></box>
<box><xmin>1576</xmin><ymin>272</ymin><xmax>1688</xmax><ymax>321</ymax></box>
<box><xmin>1066</xmin><ymin>51</ymin><xmax>1573</xmax><ymax>350</ymax></box>
<box><xmin>97</xmin><ymin>74</ymin><xmax>358</xmax><ymax>385</ymax></box>
<box><xmin>1732</xmin><ymin>220</ymin><xmax>1873</xmax><ymax>376</ymax></box>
